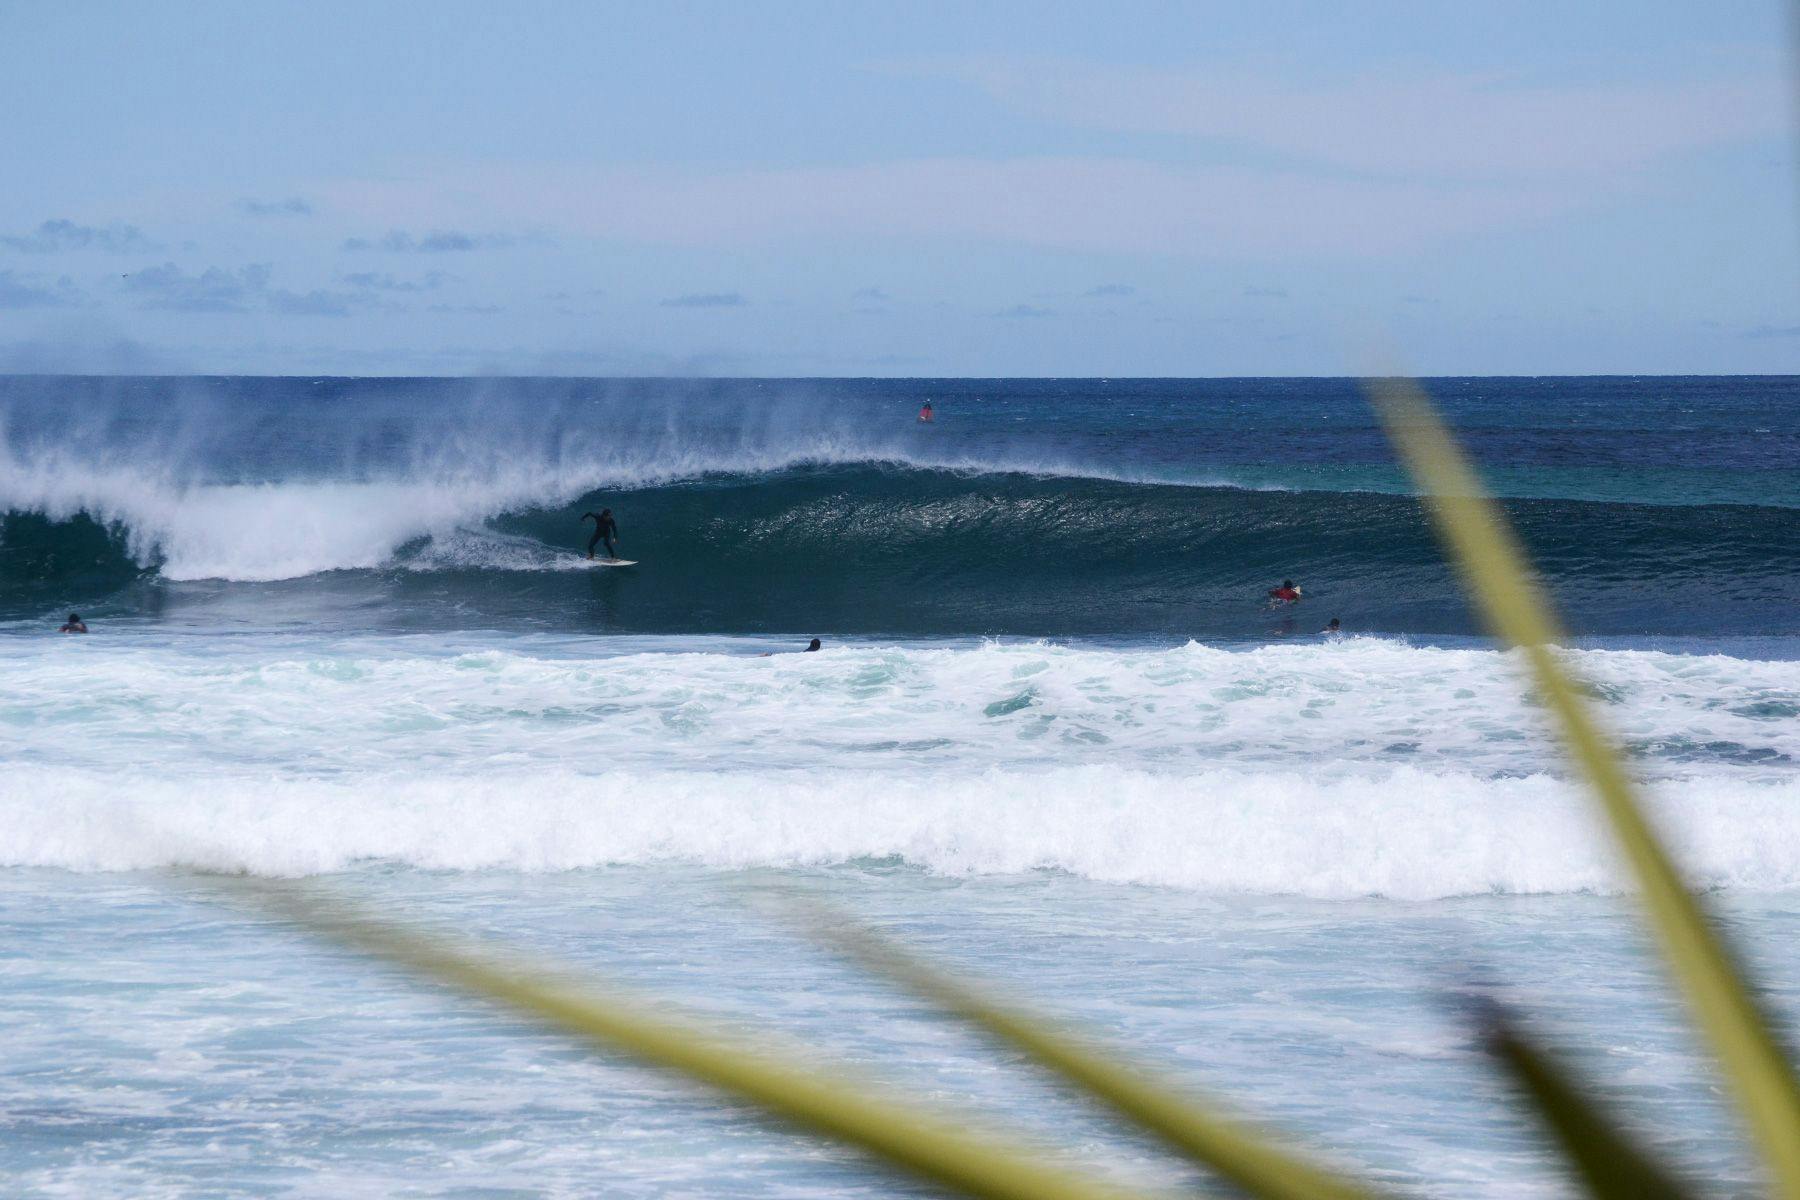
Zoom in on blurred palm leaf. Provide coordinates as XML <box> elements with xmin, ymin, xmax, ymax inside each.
<box><xmin>1470</xmin><ymin>998</ymin><xmax>1695</xmax><ymax>1200</ymax></box>
<box><xmin>811</xmin><ymin>915</ymin><xmax>1390</xmax><ymax>1200</ymax></box>
<box><xmin>236</xmin><ymin>878</ymin><xmax>1173</xmax><ymax>1200</ymax></box>
<box><xmin>1367</xmin><ymin>376</ymin><xmax>1800</xmax><ymax>1196</ymax></box>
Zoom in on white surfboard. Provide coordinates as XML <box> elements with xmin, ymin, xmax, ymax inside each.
<box><xmin>589</xmin><ymin>558</ymin><xmax>637</xmax><ymax>567</ymax></box>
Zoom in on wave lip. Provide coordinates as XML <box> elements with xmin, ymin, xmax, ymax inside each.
<box><xmin>8</xmin><ymin>763</ymin><xmax>1800</xmax><ymax>899</ymax></box>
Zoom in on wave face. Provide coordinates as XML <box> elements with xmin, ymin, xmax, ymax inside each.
<box><xmin>2</xmin><ymin>375</ymin><xmax>1797</xmax><ymax>636</ymax></box>
<box><xmin>4</xmin><ymin>637</ymin><xmax>1798</xmax><ymax>895</ymax></box>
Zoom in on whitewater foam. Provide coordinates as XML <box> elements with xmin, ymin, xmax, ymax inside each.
<box><xmin>9</xmin><ymin>763</ymin><xmax>1800</xmax><ymax>897</ymax></box>
<box><xmin>5</xmin><ymin>637</ymin><xmax>1796</xmax><ymax>777</ymax></box>
<box><xmin>2</xmin><ymin>637</ymin><xmax>1797</xmax><ymax>893</ymax></box>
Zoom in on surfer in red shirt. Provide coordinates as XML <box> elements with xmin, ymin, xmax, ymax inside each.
<box><xmin>918</xmin><ymin>400</ymin><xmax>933</xmax><ymax>422</ymax></box>
<box><xmin>1267</xmin><ymin>580</ymin><xmax>1302</xmax><ymax>604</ymax></box>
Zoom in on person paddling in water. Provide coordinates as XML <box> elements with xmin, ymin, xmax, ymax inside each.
<box><xmin>918</xmin><ymin>400</ymin><xmax>933</xmax><ymax>422</ymax></box>
<box><xmin>759</xmin><ymin>638</ymin><xmax>823</xmax><ymax>657</ymax></box>
<box><xmin>59</xmin><ymin>612</ymin><xmax>88</xmax><ymax>634</ymax></box>
<box><xmin>1267</xmin><ymin>579</ymin><xmax>1302</xmax><ymax>605</ymax></box>
<box><xmin>583</xmin><ymin>508</ymin><xmax>620</xmax><ymax>560</ymax></box>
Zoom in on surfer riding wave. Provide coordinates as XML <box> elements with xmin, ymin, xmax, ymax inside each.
<box><xmin>583</xmin><ymin>509</ymin><xmax>619</xmax><ymax>560</ymax></box>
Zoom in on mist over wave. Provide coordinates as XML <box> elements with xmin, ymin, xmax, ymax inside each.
<box><xmin>0</xmin><ymin>377</ymin><xmax>1264</xmax><ymax>588</ymax></box>
<box><xmin>0</xmin><ymin>381</ymin><xmax>1128</xmax><ymax>581</ymax></box>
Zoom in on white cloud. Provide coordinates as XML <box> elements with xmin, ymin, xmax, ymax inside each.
<box><xmin>659</xmin><ymin>291</ymin><xmax>746</xmax><ymax>308</ymax></box>
<box><xmin>123</xmin><ymin>262</ymin><xmax>271</xmax><ymax>312</ymax></box>
<box><xmin>121</xmin><ymin>262</ymin><xmax>358</xmax><ymax>316</ymax></box>
<box><xmin>235</xmin><ymin>197</ymin><xmax>313</xmax><ymax>217</ymax></box>
<box><xmin>341</xmin><ymin>229</ymin><xmax>534</xmax><ymax>252</ymax></box>
<box><xmin>0</xmin><ymin>270</ymin><xmax>87</xmax><ymax>309</ymax></box>
<box><xmin>2</xmin><ymin>218</ymin><xmax>159</xmax><ymax>254</ymax></box>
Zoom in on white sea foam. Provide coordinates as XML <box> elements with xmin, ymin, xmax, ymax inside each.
<box><xmin>4</xmin><ymin>637</ymin><xmax>1797</xmax><ymax>775</ymax></box>
<box><xmin>8</xmin><ymin>763</ymin><xmax>1800</xmax><ymax>897</ymax></box>
<box><xmin>2</xmin><ymin>638</ymin><xmax>1796</xmax><ymax>893</ymax></box>
<box><xmin>0</xmin><ymin>444</ymin><xmax>714</xmax><ymax>580</ymax></box>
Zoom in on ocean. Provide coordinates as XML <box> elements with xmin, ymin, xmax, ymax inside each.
<box><xmin>3</xmin><ymin>375</ymin><xmax>1798</xmax><ymax>1196</ymax></box>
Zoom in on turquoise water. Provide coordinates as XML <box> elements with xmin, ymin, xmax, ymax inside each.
<box><xmin>6</xmin><ymin>868</ymin><xmax>1795</xmax><ymax>1197</ymax></box>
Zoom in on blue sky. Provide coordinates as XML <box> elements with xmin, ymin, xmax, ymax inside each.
<box><xmin>1</xmin><ymin>0</ymin><xmax>1795</xmax><ymax>375</ymax></box>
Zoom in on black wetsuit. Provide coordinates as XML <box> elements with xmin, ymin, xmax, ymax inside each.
<box><xmin>583</xmin><ymin>511</ymin><xmax>618</xmax><ymax>558</ymax></box>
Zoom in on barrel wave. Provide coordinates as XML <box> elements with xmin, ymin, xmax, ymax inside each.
<box><xmin>4</xmin><ymin>374</ymin><xmax>1797</xmax><ymax>635</ymax></box>
<box><xmin>4</xmin><ymin>463</ymin><xmax>1795</xmax><ymax>636</ymax></box>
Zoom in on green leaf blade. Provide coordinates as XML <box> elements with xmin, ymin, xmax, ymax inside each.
<box><xmin>242</xmin><ymin>880</ymin><xmax>1179</xmax><ymax>1200</ymax></box>
<box><xmin>813</xmin><ymin>918</ymin><xmax>1398</xmax><ymax>1200</ymax></box>
<box><xmin>1367</xmin><ymin>378</ymin><xmax>1800</xmax><ymax>1198</ymax></box>
<box><xmin>1472</xmin><ymin>1001</ymin><xmax>1695</xmax><ymax>1200</ymax></box>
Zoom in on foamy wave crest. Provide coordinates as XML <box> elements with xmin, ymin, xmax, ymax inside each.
<box><xmin>0</xmin><ymin>453</ymin><xmax>520</xmax><ymax>581</ymax></box>
<box><xmin>8</xmin><ymin>764</ymin><xmax>1800</xmax><ymax>898</ymax></box>
<box><xmin>0</xmin><ymin>442</ymin><xmax>871</xmax><ymax>582</ymax></box>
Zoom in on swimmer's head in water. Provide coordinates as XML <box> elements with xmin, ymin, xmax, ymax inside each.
<box><xmin>806</xmin><ymin>638</ymin><xmax>822</xmax><ymax>651</ymax></box>
<box><xmin>1327</xmin><ymin>618</ymin><xmax>1341</xmax><ymax>630</ymax></box>
<box><xmin>1282</xmin><ymin>580</ymin><xmax>1294</xmax><ymax>589</ymax></box>
<box><xmin>67</xmin><ymin>613</ymin><xmax>79</xmax><ymax>624</ymax></box>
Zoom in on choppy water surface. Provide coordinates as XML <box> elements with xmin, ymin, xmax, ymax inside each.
<box><xmin>3</xmin><ymin>375</ymin><xmax>1798</xmax><ymax>1196</ymax></box>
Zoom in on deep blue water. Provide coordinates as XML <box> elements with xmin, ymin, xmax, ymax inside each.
<box><xmin>2</xmin><ymin>375</ymin><xmax>1795</xmax><ymax>639</ymax></box>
